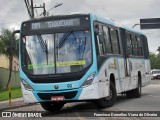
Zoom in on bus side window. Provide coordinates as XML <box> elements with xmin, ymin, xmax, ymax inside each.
<box><xmin>110</xmin><ymin>28</ymin><xmax>120</xmax><ymax>54</ymax></box>
<box><xmin>137</xmin><ymin>37</ymin><xmax>143</xmax><ymax>56</ymax></box>
<box><xmin>126</xmin><ymin>33</ymin><xmax>132</xmax><ymax>56</ymax></box>
<box><xmin>95</xmin><ymin>33</ymin><xmax>105</xmax><ymax>56</ymax></box>
<box><xmin>143</xmin><ymin>37</ymin><xmax>149</xmax><ymax>58</ymax></box>
<box><xmin>103</xmin><ymin>26</ymin><xmax>112</xmax><ymax>54</ymax></box>
<box><xmin>129</xmin><ymin>34</ymin><xmax>134</xmax><ymax>56</ymax></box>
<box><xmin>132</xmin><ymin>35</ymin><xmax>138</xmax><ymax>56</ymax></box>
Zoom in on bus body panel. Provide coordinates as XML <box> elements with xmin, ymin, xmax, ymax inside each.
<box><xmin>79</xmin><ymin>77</ymin><xmax>100</xmax><ymax>100</ymax></box>
<box><xmin>19</xmin><ymin>13</ymin><xmax>151</xmax><ymax>104</ymax></box>
<box><xmin>97</xmin><ymin>57</ymin><xmax>125</xmax><ymax>94</ymax></box>
<box><xmin>21</xmin><ymin>83</ymin><xmax>38</xmax><ymax>103</ymax></box>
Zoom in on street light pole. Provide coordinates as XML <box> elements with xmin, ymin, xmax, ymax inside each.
<box><xmin>24</xmin><ymin>0</ymin><xmax>63</xmax><ymax>18</ymax></box>
<box><xmin>24</xmin><ymin>0</ymin><xmax>46</xmax><ymax>19</ymax></box>
<box><xmin>31</xmin><ymin>0</ymin><xmax>34</xmax><ymax>18</ymax></box>
<box><xmin>34</xmin><ymin>3</ymin><xmax>46</xmax><ymax>17</ymax></box>
<box><xmin>44</xmin><ymin>3</ymin><xmax>63</xmax><ymax>16</ymax></box>
<box><xmin>133</xmin><ymin>21</ymin><xmax>160</xmax><ymax>29</ymax></box>
<box><xmin>132</xmin><ymin>24</ymin><xmax>141</xmax><ymax>28</ymax></box>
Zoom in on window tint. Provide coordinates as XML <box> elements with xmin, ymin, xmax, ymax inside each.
<box><xmin>103</xmin><ymin>26</ymin><xmax>112</xmax><ymax>54</ymax></box>
<box><xmin>144</xmin><ymin>37</ymin><xmax>149</xmax><ymax>58</ymax></box>
<box><xmin>94</xmin><ymin>23</ymin><xmax>105</xmax><ymax>56</ymax></box>
<box><xmin>95</xmin><ymin>34</ymin><xmax>105</xmax><ymax>55</ymax></box>
<box><xmin>132</xmin><ymin>35</ymin><xmax>138</xmax><ymax>56</ymax></box>
<box><xmin>110</xmin><ymin>28</ymin><xmax>120</xmax><ymax>54</ymax></box>
<box><xmin>126</xmin><ymin>32</ymin><xmax>145</xmax><ymax>57</ymax></box>
<box><xmin>126</xmin><ymin>33</ymin><xmax>133</xmax><ymax>56</ymax></box>
<box><xmin>137</xmin><ymin>37</ymin><xmax>143</xmax><ymax>56</ymax></box>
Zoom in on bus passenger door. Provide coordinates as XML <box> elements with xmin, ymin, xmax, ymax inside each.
<box><xmin>94</xmin><ymin>23</ymin><xmax>110</xmax><ymax>98</ymax></box>
<box><xmin>124</xmin><ymin>32</ymin><xmax>133</xmax><ymax>91</ymax></box>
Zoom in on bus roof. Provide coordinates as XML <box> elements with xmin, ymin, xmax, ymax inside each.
<box><xmin>22</xmin><ymin>13</ymin><xmax>146</xmax><ymax>36</ymax></box>
<box><xmin>90</xmin><ymin>13</ymin><xmax>146</xmax><ymax>36</ymax></box>
<box><xmin>121</xmin><ymin>25</ymin><xmax>146</xmax><ymax>36</ymax></box>
<box><xmin>22</xmin><ymin>13</ymin><xmax>91</xmax><ymax>23</ymax></box>
<box><xmin>90</xmin><ymin>13</ymin><xmax>115</xmax><ymax>26</ymax></box>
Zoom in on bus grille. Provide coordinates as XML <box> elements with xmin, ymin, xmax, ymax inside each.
<box><xmin>37</xmin><ymin>91</ymin><xmax>78</xmax><ymax>100</ymax></box>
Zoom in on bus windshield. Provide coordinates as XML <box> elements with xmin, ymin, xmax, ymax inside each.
<box><xmin>21</xmin><ymin>31</ymin><xmax>92</xmax><ymax>75</ymax></box>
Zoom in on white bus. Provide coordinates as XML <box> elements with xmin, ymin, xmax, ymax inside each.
<box><xmin>18</xmin><ymin>13</ymin><xmax>151</xmax><ymax>111</ymax></box>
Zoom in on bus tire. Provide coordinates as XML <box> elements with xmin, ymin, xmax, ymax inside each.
<box><xmin>40</xmin><ymin>102</ymin><xmax>64</xmax><ymax>112</ymax></box>
<box><xmin>126</xmin><ymin>76</ymin><xmax>141</xmax><ymax>98</ymax></box>
<box><xmin>133</xmin><ymin>77</ymin><xmax>142</xmax><ymax>98</ymax></box>
<box><xmin>96</xmin><ymin>82</ymin><xmax>117</xmax><ymax>108</ymax></box>
<box><xmin>126</xmin><ymin>90</ymin><xmax>134</xmax><ymax>98</ymax></box>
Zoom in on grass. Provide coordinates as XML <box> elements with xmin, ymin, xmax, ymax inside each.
<box><xmin>0</xmin><ymin>87</ymin><xmax>22</xmax><ymax>101</ymax></box>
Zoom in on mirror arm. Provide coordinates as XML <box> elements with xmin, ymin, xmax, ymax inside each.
<box><xmin>13</xmin><ymin>30</ymin><xmax>20</xmax><ymax>35</ymax></box>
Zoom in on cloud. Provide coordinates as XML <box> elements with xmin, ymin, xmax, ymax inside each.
<box><xmin>0</xmin><ymin>0</ymin><xmax>28</xmax><ymax>30</ymax></box>
<box><xmin>0</xmin><ymin>0</ymin><xmax>160</xmax><ymax>52</ymax></box>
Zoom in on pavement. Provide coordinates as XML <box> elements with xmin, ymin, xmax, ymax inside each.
<box><xmin>0</xmin><ymin>97</ymin><xmax>26</xmax><ymax>111</ymax></box>
<box><xmin>0</xmin><ymin>80</ymin><xmax>159</xmax><ymax>111</ymax></box>
<box><xmin>0</xmin><ymin>80</ymin><xmax>160</xmax><ymax>119</ymax></box>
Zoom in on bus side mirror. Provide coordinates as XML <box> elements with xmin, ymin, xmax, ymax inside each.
<box><xmin>94</xmin><ymin>24</ymin><xmax>104</xmax><ymax>44</ymax></box>
<box><xmin>94</xmin><ymin>24</ymin><xmax>99</xmax><ymax>35</ymax></box>
<box><xmin>11</xmin><ymin>40</ymin><xmax>16</xmax><ymax>51</ymax></box>
<box><xmin>11</xmin><ymin>30</ymin><xmax>20</xmax><ymax>51</ymax></box>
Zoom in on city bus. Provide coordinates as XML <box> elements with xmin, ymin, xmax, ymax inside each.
<box><xmin>18</xmin><ymin>13</ymin><xmax>151</xmax><ymax>112</ymax></box>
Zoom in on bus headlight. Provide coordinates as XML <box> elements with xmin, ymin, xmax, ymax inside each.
<box><xmin>21</xmin><ymin>80</ymin><xmax>33</xmax><ymax>91</ymax></box>
<box><xmin>82</xmin><ymin>72</ymin><xmax>95</xmax><ymax>87</ymax></box>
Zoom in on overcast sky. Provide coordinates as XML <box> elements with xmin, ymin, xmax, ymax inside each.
<box><xmin>0</xmin><ymin>0</ymin><xmax>160</xmax><ymax>52</ymax></box>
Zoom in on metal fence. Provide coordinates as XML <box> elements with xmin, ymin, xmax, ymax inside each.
<box><xmin>0</xmin><ymin>67</ymin><xmax>20</xmax><ymax>89</ymax></box>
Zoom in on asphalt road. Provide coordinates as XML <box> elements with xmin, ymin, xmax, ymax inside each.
<box><xmin>1</xmin><ymin>80</ymin><xmax>160</xmax><ymax>120</ymax></box>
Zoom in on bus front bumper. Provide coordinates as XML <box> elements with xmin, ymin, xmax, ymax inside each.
<box><xmin>21</xmin><ymin>82</ymin><xmax>101</xmax><ymax>103</ymax></box>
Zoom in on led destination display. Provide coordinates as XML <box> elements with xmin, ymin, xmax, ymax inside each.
<box><xmin>31</xmin><ymin>18</ymin><xmax>80</xmax><ymax>30</ymax></box>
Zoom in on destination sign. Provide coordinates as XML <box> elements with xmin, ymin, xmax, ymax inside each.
<box><xmin>31</xmin><ymin>18</ymin><xmax>80</xmax><ymax>30</ymax></box>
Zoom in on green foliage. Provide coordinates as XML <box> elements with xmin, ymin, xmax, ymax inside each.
<box><xmin>150</xmin><ymin>52</ymin><xmax>157</xmax><ymax>69</ymax></box>
<box><xmin>0</xmin><ymin>28</ymin><xmax>19</xmax><ymax>58</ymax></box>
<box><xmin>149</xmin><ymin>51</ymin><xmax>160</xmax><ymax>69</ymax></box>
<box><xmin>157</xmin><ymin>46</ymin><xmax>160</xmax><ymax>54</ymax></box>
<box><xmin>0</xmin><ymin>87</ymin><xmax>22</xmax><ymax>101</ymax></box>
<box><xmin>0</xmin><ymin>28</ymin><xmax>19</xmax><ymax>89</ymax></box>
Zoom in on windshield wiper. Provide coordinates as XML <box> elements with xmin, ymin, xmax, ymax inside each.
<box><xmin>82</xmin><ymin>36</ymin><xmax>87</xmax><ymax>59</ymax></box>
<box><xmin>36</xmin><ymin>32</ymin><xmax>49</xmax><ymax>64</ymax></box>
<box><xmin>56</xmin><ymin>29</ymin><xmax>73</xmax><ymax>49</ymax></box>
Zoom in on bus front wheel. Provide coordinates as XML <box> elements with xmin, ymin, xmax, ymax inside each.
<box><xmin>96</xmin><ymin>82</ymin><xmax>117</xmax><ymax>108</ymax></box>
<box><xmin>40</xmin><ymin>102</ymin><xmax>64</xmax><ymax>112</ymax></box>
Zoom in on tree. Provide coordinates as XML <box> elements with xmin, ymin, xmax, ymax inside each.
<box><xmin>149</xmin><ymin>52</ymin><xmax>157</xmax><ymax>69</ymax></box>
<box><xmin>0</xmin><ymin>28</ymin><xmax>19</xmax><ymax>88</ymax></box>
<box><xmin>0</xmin><ymin>29</ymin><xmax>18</xmax><ymax>57</ymax></box>
<box><xmin>157</xmin><ymin>46</ymin><xmax>160</xmax><ymax>55</ymax></box>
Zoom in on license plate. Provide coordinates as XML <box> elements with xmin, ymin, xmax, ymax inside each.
<box><xmin>51</xmin><ymin>96</ymin><xmax>64</xmax><ymax>101</ymax></box>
